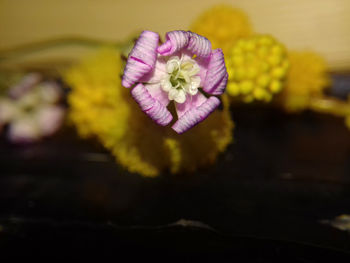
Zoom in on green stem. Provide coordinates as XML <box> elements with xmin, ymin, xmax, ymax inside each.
<box><xmin>0</xmin><ymin>36</ymin><xmax>123</xmax><ymax>62</ymax></box>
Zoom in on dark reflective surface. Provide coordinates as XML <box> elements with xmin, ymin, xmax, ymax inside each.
<box><xmin>1</xmin><ymin>106</ymin><xmax>350</xmax><ymax>260</ymax></box>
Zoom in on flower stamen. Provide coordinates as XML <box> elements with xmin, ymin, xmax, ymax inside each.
<box><xmin>161</xmin><ymin>55</ymin><xmax>201</xmax><ymax>104</ymax></box>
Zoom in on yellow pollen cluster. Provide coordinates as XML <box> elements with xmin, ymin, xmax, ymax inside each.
<box><xmin>190</xmin><ymin>5</ymin><xmax>252</xmax><ymax>55</ymax></box>
<box><xmin>277</xmin><ymin>51</ymin><xmax>330</xmax><ymax>112</ymax></box>
<box><xmin>226</xmin><ymin>35</ymin><xmax>289</xmax><ymax>103</ymax></box>
<box><xmin>65</xmin><ymin>48</ymin><xmax>234</xmax><ymax>177</ymax></box>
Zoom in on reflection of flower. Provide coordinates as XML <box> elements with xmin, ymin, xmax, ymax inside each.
<box><xmin>226</xmin><ymin>35</ymin><xmax>289</xmax><ymax>103</ymax></box>
<box><xmin>66</xmin><ymin>48</ymin><xmax>233</xmax><ymax>177</ymax></box>
<box><xmin>0</xmin><ymin>73</ymin><xmax>65</xmax><ymax>143</ymax></box>
<box><xmin>321</xmin><ymin>214</ymin><xmax>350</xmax><ymax>232</ymax></box>
<box><xmin>277</xmin><ymin>51</ymin><xmax>330</xmax><ymax>112</ymax></box>
<box><xmin>190</xmin><ymin>5</ymin><xmax>252</xmax><ymax>55</ymax></box>
<box><xmin>122</xmin><ymin>30</ymin><xmax>228</xmax><ymax>134</ymax></box>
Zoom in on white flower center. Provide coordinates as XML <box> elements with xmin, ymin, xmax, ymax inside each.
<box><xmin>161</xmin><ymin>55</ymin><xmax>201</xmax><ymax>104</ymax></box>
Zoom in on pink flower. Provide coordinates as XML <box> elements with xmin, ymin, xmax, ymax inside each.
<box><xmin>122</xmin><ymin>30</ymin><xmax>228</xmax><ymax>134</ymax></box>
<box><xmin>0</xmin><ymin>74</ymin><xmax>65</xmax><ymax>144</ymax></box>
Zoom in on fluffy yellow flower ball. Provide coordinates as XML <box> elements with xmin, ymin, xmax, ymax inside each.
<box><xmin>278</xmin><ymin>51</ymin><xmax>330</xmax><ymax>112</ymax></box>
<box><xmin>226</xmin><ymin>35</ymin><xmax>289</xmax><ymax>103</ymax></box>
<box><xmin>190</xmin><ymin>5</ymin><xmax>252</xmax><ymax>55</ymax></box>
<box><xmin>65</xmin><ymin>48</ymin><xmax>233</xmax><ymax>177</ymax></box>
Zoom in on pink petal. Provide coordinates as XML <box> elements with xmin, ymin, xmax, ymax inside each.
<box><xmin>10</xmin><ymin>73</ymin><xmax>42</xmax><ymax>99</ymax></box>
<box><xmin>202</xmin><ymin>49</ymin><xmax>228</xmax><ymax>95</ymax></box>
<box><xmin>8</xmin><ymin>117</ymin><xmax>40</xmax><ymax>143</ymax></box>
<box><xmin>211</xmin><ymin>72</ymin><xmax>228</xmax><ymax>96</ymax></box>
<box><xmin>187</xmin><ymin>32</ymin><xmax>212</xmax><ymax>58</ymax></box>
<box><xmin>140</xmin><ymin>56</ymin><xmax>167</xmax><ymax>84</ymax></box>
<box><xmin>131</xmin><ymin>83</ymin><xmax>173</xmax><ymax>126</ymax></box>
<box><xmin>175</xmin><ymin>92</ymin><xmax>207</xmax><ymax>119</ymax></box>
<box><xmin>157</xmin><ymin>31</ymin><xmax>189</xmax><ymax>56</ymax></box>
<box><xmin>172</xmin><ymin>96</ymin><xmax>220</xmax><ymax>134</ymax></box>
<box><xmin>146</xmin><ymin>83</ymin><xmax>169</xmax><ymax>107</ymax></box>
<box><xmin>36</xmin><ymin>105</ymin><xmax>65</xmax><ymax>136</ymax></box>
<box><xmin>122</xmin><ymin>31</ymin><xmax>159</xmax><ymax>88</ymax></box>
<box><xmin>39</xmin><ymin>81</ymin><xmax>63</xmax><ymax>104</ymax></box>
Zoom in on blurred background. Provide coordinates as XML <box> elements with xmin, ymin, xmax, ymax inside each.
<box><xmin>1</xmin><ymin>0</ymin><xmax>350</xmax><ymax>260</ymax></box>
<box><xmin>1</xmin><ymin>0</ymin><xmax>350</xmax><ymax>70</ymax></box>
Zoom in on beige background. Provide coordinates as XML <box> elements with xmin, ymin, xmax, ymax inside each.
<box><xmin>1</xmin><ymin>0</ymin><xmax>350</xmax><ymax>70</ymax></box>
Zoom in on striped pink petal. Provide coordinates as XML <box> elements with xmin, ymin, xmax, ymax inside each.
<box><xmin>157</xmin><ymin>31</ymin><xmax>189</xmax><ymax>56</ymax></box>
<box><xmin>131</xmin><ymin>83</ymin><xmax>173</xmax><ymax>126</ymax></box>
<box><xmin>187</xmin><ymin>32</ymin><xmax>212</xmax><ymax>58</ymax></box>
<box><xmin>202</xmin><ymin>49</ymin><xmax>227</xmax><ymax>95</ymax></box>
<box><xmin>172</xmin><ymin>96</ymin><xmax>220</xmax><ymax>134</ymax></box>
<box><xmin>210</xmin><ymin>72</ymin><xmax>228</xmax><ymax>96</ymax></box>
<box><xmin>122</xmin><ymin>31</ymin><xmax>159</xmax><ymax>88</ymax></box>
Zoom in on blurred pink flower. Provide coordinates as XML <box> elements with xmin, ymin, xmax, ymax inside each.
<box><xmin>122</xmin><ymin>30</ymin><xmax>228</xmax><ymax>134</ymax></box>
<box><xmin>0</xmin><ymin>74</ymin><xmax>65</xmax><ymax>143</ymax></box>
